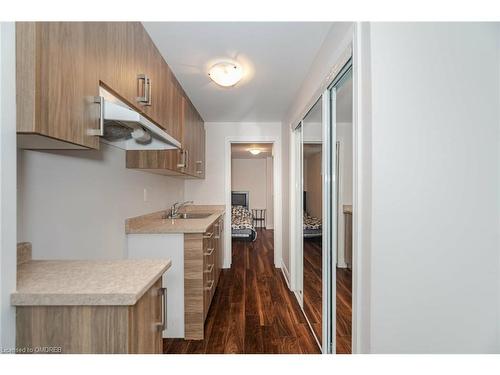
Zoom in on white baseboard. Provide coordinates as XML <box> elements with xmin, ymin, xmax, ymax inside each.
<box><xmin>280</xmin><ymin>260</ymin><xmax>291</xmax><ymax>290</ymax></box>
<box><xmin>266</xmin><ymin>225</ymin><xmax>274</xmax><ymax>230</ymax></box>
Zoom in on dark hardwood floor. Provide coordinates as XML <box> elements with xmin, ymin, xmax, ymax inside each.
<box><xmin>303</xmin><ymin>237</ymin><xmax>323</xmax><ymax>342</ymax></box>
<box><xmin>302</xmin><ymin>237</ymin><xmax>352</xmax><ymax>354</ymax></box>
<box><xmin>163</xmin><ymin>229</ymin><xmax>320</xmax><ymax>354</ymax></box>
<box><xmin>336</xmin><ymin>267</ymin><xmax>352</xmax><ymax>354</ymax></box>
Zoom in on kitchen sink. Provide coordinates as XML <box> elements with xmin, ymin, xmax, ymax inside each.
<box><xmin>167</xmin><ymin>212</ymin><xmax>212</xmax><ymax>219</ymax></box>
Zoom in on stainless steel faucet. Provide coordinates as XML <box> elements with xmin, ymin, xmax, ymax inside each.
<box><xmin>168</xmin><ymin>200</ymin><xmax>194</xmax><ymax>218</ymax></box>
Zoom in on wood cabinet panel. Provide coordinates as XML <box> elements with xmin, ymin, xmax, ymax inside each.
<box><xmin>17</xmin><ymin>22</ymin><xmax>101</xmax><ymax>149</ymax></box>
<box><xmin>16</xmin><ymin>278</ymin><xmax>164</xmax><ymax>354</ymax></box>
<box><xmin>183</xmin><ymin>216</ymin><xmax>224</xmax><ymax>340</ymax></box>
<box><xmin>184</xmin><ymin>234</ymin><xmax>205</xmax><ymax>340</ymax></box>
<box><xmin>128</xmin><ymin>278</ymin><xmax>163</xmax><ymax>354</ymax></box>
<box><xmin>17</xmin><ymin>21</ymin><xmax>187</xmax><ymax>150</ymax></box>
<box><xmin>94</xmin><ymin>22</ymin><xmax>138</xmax><ymax>109</ymax></box>
<box><xmin>195</xmin><ymin>111</ymin><xmax>206</xmax><ymax>178</ymax></box>
<box><xmin>126</xmin><ymin>148</ymin><xmax>184</xmax><ymax>176</ymax></box>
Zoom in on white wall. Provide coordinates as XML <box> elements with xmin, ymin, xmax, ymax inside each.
<box><xmin>0</xmin><ymin>22</ymin><xmax>17</xmax><ymax>350</ymax></box>
<box><xmin>184</xmin><ymin>122</ymin><xmax>282</xmax><ymax>268</ymax></box>
<box><xmin>364</xmin><ymin>22</ymin><xmax>500</xmax><ymax>353</ymax></box>
<box><xmin>266</xmin><ymin>157</ymin><xmax>274</xmax><ymax>229</ymax></box>
<box><xmin>231</xmin><ymin>157</ymin><xmax>274</xmax><ymax>229</ymax></box>
<box><xmin>281</xmin><ymin>124</ymin><xmax>291</xmax><ymax>280</ymax></box>
<box><xmin>18</xmin><ymin>143</ymin><xmax>185</xmax><ymax>260</ymax></box>
<box><xmin>231</xmin><ymin>158</ymin><xmax>267</xmax><ymax>209</ymax></box>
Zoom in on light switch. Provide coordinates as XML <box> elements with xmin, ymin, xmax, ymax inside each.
<box><xmin>143</xmin><ymin>188</ymin><xmax>148</xmax><ymax>202</ymax></box>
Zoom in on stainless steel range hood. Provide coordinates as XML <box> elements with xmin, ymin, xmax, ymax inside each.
<box><xmin>89</xmin><ymin>87</ymin><xmax>181</xmax><ymax>151</ymax></box>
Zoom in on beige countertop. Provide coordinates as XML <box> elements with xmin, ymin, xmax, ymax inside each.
<box><xmin>11</xmin><ymin>259</ymin><xmax>171</xmax><ymax>306</ymax></box>
<box><xmin>125</xmin><ymin>204</ymin><xmax>225</xmax><ymax>234</ymax></box>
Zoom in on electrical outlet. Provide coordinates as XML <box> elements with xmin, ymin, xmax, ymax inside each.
<box><xmin>143</xmin><ymin>188</ymin><xmax>148</xmax><ymax>202</ymax></box>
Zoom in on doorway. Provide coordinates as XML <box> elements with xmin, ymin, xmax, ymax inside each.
<box><xmin>230</xmin><ymin>143</ymin><xmax>274</xmax><ymax>243</ymax></box>
<box><xmin>223</xmin><ymin>137</ymin><xmax>282</xmax><ymax>269</ymax></box>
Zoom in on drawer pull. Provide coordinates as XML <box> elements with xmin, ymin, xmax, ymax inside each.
<box><xmin>204</xmin><ymin>247</ymin><xmax>215</xmax><ymax>256</ymax></box>
<box><xmin>136</xmin><ymin>74</ymin><xmax>151</xmax><ymax>106</ymax></box>
<box><xmin>203</xmin><ymin>232</ymin><xmax>213</xmax><ymax>239</ymax></box>
<box><xmin>88</xmin><ymin>96</ymin><xmax>105</xmax><ymax>137</ymax></box>
<box><xmin>177</xmin><ymin>149</ymin><xmax>187</xmax><ymax>169</ymax></box>
<box><xmin>204</xmin><ymin>280</ymin><xmax>214</xmax><ymax>291</ymax></box>
<box><xmin>204</xmin><ymin>264</ymin><xmax>214</xmax><ymax>273</ymax></box>
<box><xmin>156</xmin><ymin>287</ymin><xmax>167</xmax><ymax>332</ymax></box>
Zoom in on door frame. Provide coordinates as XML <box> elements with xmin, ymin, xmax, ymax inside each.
<box><xmin>223</xmin><ymin>136</ymin><xmax>282</xmax><ymax>269</ymax></box>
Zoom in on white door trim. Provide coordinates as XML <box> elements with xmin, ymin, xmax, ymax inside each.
<box><xmin>224</xmin><ymin>136</ymin><xmax>282</xmax><ymax>268</ymax></box>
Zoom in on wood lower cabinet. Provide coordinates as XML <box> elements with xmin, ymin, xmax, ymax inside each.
<box><xmin>184</xmin><ymin>215</ymin><xmax>224</xmax><ymax>340</ymax></box>
<box><xmin>16</xmin><ymin>278</ymin><xmax>165</xmax><ymax>354</ymax></box>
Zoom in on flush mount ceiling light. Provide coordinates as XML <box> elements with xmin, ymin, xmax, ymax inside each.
<box><xmin>208</xmin><ymin>61</ymin><xmax>244</xmax><ymax>87</ymax></box>
<box><xmin>249</xmin><ymin>149</ymin><xmax>261</xmax><ymax>155</ymax></box>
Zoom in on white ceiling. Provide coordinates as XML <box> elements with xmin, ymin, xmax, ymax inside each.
<box><xmin>143</xmin><ymin>22</ymin><xmax>333</xmax><ymax>122</ymax></box>
<box><xmin>231</xmin><ymin>143</ymin><xmax>273</xmax><ymax>159</ymax></box>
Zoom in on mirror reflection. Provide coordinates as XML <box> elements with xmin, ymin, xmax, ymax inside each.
<box><xmin>302</xmin><ymin>98</ymin><xmax>323</xmax><ymax>343</ymax></box>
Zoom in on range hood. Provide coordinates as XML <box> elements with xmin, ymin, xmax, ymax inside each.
<box><xmin>89</xmin><ymin>87</ymin><xmax>181</xmax><ymax>151</ymax></box>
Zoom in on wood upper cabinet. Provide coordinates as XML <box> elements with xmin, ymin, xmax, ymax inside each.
<box><xmin>94</xmin><ymin>22</ymin><xmax>138</xmax><ymax>109</ymax></box>
<box><xmin>195</xmin><ymin>110</ymin><xmax>206</xmax><ymax>179</ymax></box>
<box><xmin>17</xmin><ymin>22</ymin><xmax>101</xmax><ymax>149</ymax></box>
<box><xmin>92</xmin><ymin>22</ymin><xmax>180</xmax><ymax>141</ymax></box>
<box><xmin>17</xmin><ymin>22</ymin><xmax>185</xmax><ymax>149</ymax></box>
<box><xmin>18</xmin><ymin>21</ymin><xmax>205</xmax><ymax>177</ymax></box>
<box><xmin>177</xmin><ymin>96</ymin><xmax>206</xmax><ymax>178</ymax></box>
<box><xmin>181</xmin><ymin>96</ymin><xmax>196</xmax><ymax>176</ymax></box>
<box><xmin>126</xmin><ymin>88</ymin><xmax>206</xmax><ymax>179</ymax></box>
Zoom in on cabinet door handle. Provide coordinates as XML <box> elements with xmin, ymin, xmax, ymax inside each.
<box><xmin>195</xmin><ymin>161</ymin><xmax>203</xmax><ymax>174</ymax></box>
<box><xmin>137</xmin><ymin>74</ymin><xmax>151</xmax><ymax>105</ymax></box>
<box><xmin>156</xmin><ymin>287</ymin><xmax>167</xmax><ymax>332</ymax></box>
<box><xmin>204</xmin><ymin>264</ymin><xmax>214</xmax><ymax>273</ymax></box>
<box><xmin>203</xmin><ymin>232</ymin><xmax>213</xmax><ymax>239</ymax></box>
<box><xmin>204</xmin><ymin>280</ymin><xmax>214</xmax><ymax>291</ymax></box>
<box><xmin>177</xmin><ymin>149</ymin><xmax>187</xmax><ymax>169</ymax></box>
<box><xmin>146</xmin><ymin>77</ymin><xmax>152</xmax><ymax>106</ymax></box>
<box><xmin>204</xmin><ymin>247</ymin><xmax>215</xmax><ymax>256</ymax></box>
<box><xmin>88</xmin><ymin>96</ymin><xmax>104</xmax><ymax>136</ymax></box>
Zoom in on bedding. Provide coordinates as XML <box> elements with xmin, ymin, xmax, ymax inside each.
<box><xmin>231</xmin><ymin>205</ymin><xmax>257</xmax><ymax>241</ymax></box>
<box><xmin>303</xmin><ymin>212</ymin><xmax>322</xmax><ymax>238</ymax></box>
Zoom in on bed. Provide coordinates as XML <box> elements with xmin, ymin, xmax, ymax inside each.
<box><xmin>231</xmin><ymin>191</ymin><xmax>257</xmax><ymax>241</ymax></box>
<box><xmin>303</xmin><ymin>191</ymin><xmax>322</xmax><ymax>238</ymax></box>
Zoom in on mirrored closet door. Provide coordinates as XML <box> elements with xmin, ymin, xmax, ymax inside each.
<box><xmin>295</xmin><ymin>57</ymin><xmax>352</xmax><ymax>354</ymax></box>
<box><xmin>301</xmin><ymin>98</ymin><xmax>324</xmax><ymax>345</ymax></box>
